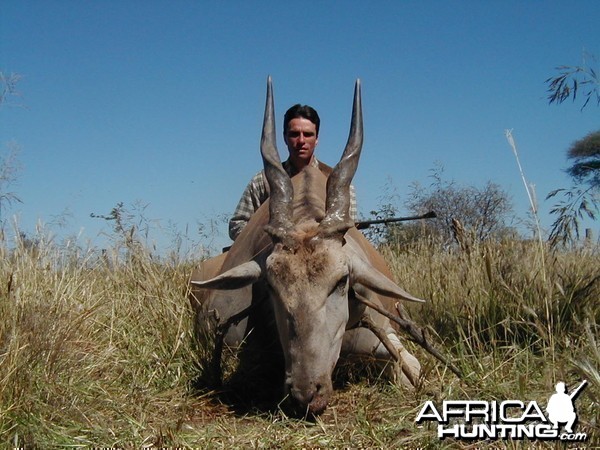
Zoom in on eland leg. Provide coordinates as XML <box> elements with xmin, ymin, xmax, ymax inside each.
<box><xmin>342</xmin><ymin>325</ymin><xmax>420</xmax><ymax>388</ymax></box>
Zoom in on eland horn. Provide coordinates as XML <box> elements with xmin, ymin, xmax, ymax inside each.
<box><xmin>261</xmin><ymin>76</ymin><xmax>294</xmax><ymax>240</ymax></box>
<box><xmin>320</xmin><ymin>79</ymin><xmax>363</xmax><ymax>235</ymax></box>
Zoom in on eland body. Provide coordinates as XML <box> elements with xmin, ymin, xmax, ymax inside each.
<box><xmin>190</xmin><ymin>78</ymin><xmax>423</xmax><ymax>415</ymax></box>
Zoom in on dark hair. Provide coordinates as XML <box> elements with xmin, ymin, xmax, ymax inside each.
<box><xmin>283</xmin><ymin>104</ymin><xmax>320</xmax><ymax>136</ymax></box>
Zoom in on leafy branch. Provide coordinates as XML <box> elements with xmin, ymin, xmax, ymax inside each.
<box><xmin>547</xmin><ymin>185</ymin><xmax>598</xmax><ymax>248</ymax></box>
<box><xmin>545</xmin><ymin>54</ymin><xmax>600</xmax><ymax>110</ymax></box>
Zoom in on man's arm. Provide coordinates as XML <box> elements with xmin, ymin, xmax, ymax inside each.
<box><xmin>228</xmin><ymin>171</ymin><xmax>268</xmax><ymax>241</ymax></box>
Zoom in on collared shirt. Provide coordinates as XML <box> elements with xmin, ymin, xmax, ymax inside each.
<box><xmin>228</xmin><ymin>157</ymin><xmax>358</xmax><ymax>240</ymax></box>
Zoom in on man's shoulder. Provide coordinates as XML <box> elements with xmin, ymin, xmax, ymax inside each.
<box><xmin>238</xmin><ymin>169</ymin><xmax>267</xmax><ymax>199</ymax></box>
<box><xmin>248</xmin><ymin>169</ymin><xmax>266</xmax><ymax>184</ymax></box>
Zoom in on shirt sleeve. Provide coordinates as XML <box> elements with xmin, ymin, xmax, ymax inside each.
<box><xmin>228</xmin><ymin>171</ymin><xmax>268</xmax><ymax>241</ymax></box>
<box><xmin>349</xmin><ymin>184</ymin><xmax>358</xmax><ymax>222</ymax></box>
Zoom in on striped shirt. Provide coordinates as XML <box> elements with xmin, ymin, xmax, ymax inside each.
<box><xmin>228</xmin><ymin>157</ymin><xmax>358</xmax><ymax>240</ymax></box>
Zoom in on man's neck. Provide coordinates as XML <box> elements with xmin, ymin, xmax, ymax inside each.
<box><xmin>284</xmin><ymin>156</ymin><xmax>318</xmax><ymax>176</ymax></box>
<box><xmin>291</xmin><ymin>155</ymin><xmax>314</xmax><ymax>171</ymax></box>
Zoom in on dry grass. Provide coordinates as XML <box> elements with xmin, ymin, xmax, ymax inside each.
<box><xmin>0</xmin><ymin>225</ymin><xmax>598</xmax><ymax>448</ymax></box>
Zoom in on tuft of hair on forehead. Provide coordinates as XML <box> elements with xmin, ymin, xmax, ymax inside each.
<box><xmin>269</xmin><ymin>234</ymin><xmax>331</xmax><ymax>290</ymax></box>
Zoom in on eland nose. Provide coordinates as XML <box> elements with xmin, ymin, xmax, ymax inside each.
<box><xmin>288</xmin><ymin>382</ymin><xmax>321</xmax><ymax>405</ymax></box>
<box><xmin>286</xmin><ymin>380</ymin><xmax>329</xmax><ymax>415</ymax></box>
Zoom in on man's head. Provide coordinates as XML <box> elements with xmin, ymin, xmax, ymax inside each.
<box><xmin>284</xmin><ymin>104</ymin><xmax>320</xmax><ymax>136</ymax></box>
<box><xmin>556</xmin><ymin>382</ymin><xmax>566</xmax><ymax>393</ymax></box>
<box><xmin>283</xmin><ymin>104</ymin><xmax>320</xmax><ymax>170</ymax></box>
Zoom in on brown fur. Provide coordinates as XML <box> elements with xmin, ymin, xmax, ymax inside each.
<box><xmin>269</xmin><ymin>238</ymin><xmax>332</xmax><ymax>296</ymax></box>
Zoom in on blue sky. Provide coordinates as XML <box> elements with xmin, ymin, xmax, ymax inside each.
<box><xmin>1</xmin><ymin>1</ymin><xmax>599</xmax><ymax>254</ymax></box>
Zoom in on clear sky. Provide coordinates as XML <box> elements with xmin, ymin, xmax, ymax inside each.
<box><xmin>1</xmin><ymin>0</ymin><xmax>599</xmax><ymax>254</ymax></box>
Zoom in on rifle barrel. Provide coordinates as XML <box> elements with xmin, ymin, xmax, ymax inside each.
<box><xmin>355</xmin><ymin>211</ymin><xmax>437</xmax><ymax>229</ymax></box>
<box><xmin>569</xmin><ymin>380</ymin><xmax>588</xmax><ymax>400</ymax></box>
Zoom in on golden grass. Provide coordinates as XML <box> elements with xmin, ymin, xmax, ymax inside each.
<box><xmin>0</xmin><ymin>227</ymin><xmax>598</xmax><ymax>448</ymax></box>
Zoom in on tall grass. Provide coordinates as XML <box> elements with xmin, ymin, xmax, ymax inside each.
<box><xmin>0</xmin><ymin>221</ymin><xmax>598</xmax><ymax>447</ymax></box>
<box><xmin>383</xmin><ymin>235</ymin><xmax>599</xmax><ymax>442</ymax></box>
<box><xmin>0</xmin><ymin>225</ymin><xmax>206</xmax><ymax>447</ymax></box>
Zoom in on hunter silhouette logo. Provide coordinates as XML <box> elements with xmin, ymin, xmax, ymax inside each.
<box><xmin>546</xmin><ymin>380</ymin><xmax>587</xmax><ymax>433</ymax></box>
<box><xmin>415</xmin><ymin>380</ymin><xmax>588</xmax><ymax>441</ymax></box>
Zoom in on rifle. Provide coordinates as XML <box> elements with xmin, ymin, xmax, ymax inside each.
<box><xmin>569</xmin><ymin>380</ymin><xmax>588</xmax><ymax>400</ymax></box>
<box><xmin>355</xmin><ymin>211</ymin><xmax>437</xmax><ymax>230</ymax></box>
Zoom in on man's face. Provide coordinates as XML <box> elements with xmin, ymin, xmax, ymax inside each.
<box><xmin>284</xmin><ymin>117</ymin><xmax>319</xmax><ymax>168</ymax></box>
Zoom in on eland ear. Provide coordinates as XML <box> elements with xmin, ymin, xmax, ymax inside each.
<box><xmin>349</xmin><ymin>255</ymin><xmax>425</xmax><ymax>303</ymax></box>
<box><xmin>191</xmin><ymin>260</ymin><xmax>262</xmax><ymax>290</ymax></box>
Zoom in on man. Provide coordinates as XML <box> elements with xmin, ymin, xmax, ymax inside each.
<box><xmin>229</xmin><ymin>104</ymin><xmax>357</xmax><ymax>240</ymax></box>
<box><xmin>546</xmin><ymin>382</ymin><xmax>578</xmax><ymax>433</ymax></box>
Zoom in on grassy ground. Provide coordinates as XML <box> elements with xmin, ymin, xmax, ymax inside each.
<box><xmin>0</xmin><ymin>228</ymin><xmax>598</xmax><ymax>448</ymax></box>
